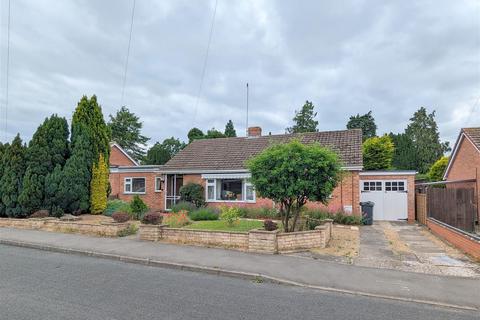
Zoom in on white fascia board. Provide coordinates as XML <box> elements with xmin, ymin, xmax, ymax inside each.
<box><xmin>360</xmin><ymin>171</ymin><xmax>417</xmax><ymax>176</ymax></box>
<box><xmin>111</xmin><ymin>143</ymin><xmax>139</xmax><ymax>166</ymax></box>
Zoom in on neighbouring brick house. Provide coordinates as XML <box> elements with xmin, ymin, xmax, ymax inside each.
<box><xmin>109</xmin><ymin>128</ymin><xmax>364</xmax><ymax>214</ymax></box>
<box><xmin>109</xmin><ymin>127</ymin><xmax>416</xmax><ymax>221</ymax></box>
<box><xmin>443</xmin><ymin>127</ymin><xmax>480</xmax><ymax>221</ymax></box>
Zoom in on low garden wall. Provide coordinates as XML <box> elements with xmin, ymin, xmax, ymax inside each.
<box><xmin>427</xmin><ymin>218</ymin><xmax>480</xmax><ymax>260</ymax></box>
<box><xmin>139</xmin><ymin>220</ymin><xmax>333</xmax><ymax>254</ymax></box>
<box><xmin>0</xmin><ymin>218</ymin><xmax>131</xmax><ymax>237</ymax></box>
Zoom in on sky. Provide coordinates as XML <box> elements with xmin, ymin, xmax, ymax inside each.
<box><xmin>0</xmin><ymin>0</ymin><xmax>478</xmax><ymax>148</ymax></box>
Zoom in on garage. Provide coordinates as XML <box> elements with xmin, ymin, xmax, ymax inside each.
<box><xmin>359</xmin><ymin>171</ymin><xmax>416</xmax><ymax>222</ymax></box>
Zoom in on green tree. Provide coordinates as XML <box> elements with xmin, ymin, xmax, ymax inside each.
<box><xmin>347</xmin><ymin>111</ymin><xmax>377</xmax><ymax>141</ymax></box>
<box><xmin>362</xmin><ymin>135</ymin><xmax>395</xmax><ymax>170</ymax></box>
<box><xmin>71</xmin><ymin>95</ymin><xmax>110</xmax><ymax>212</ymax></box>
<box><xmin>18</xmin><ymin>115</ymin><xmax>69</xmax><ymax>214</ymax></box>
<box><xmin>224</xmin><ymin>120</ymin><xmax>237</xmax><ymax>137</ymax></box>
<box><xmin>427</xmin><ymin>156</ymin><xmax>449</xmax><ymax>182</ymax></box>
<box><xmin>44</xmin><ymin>164</ymin><xmax>64</xmax><ymax>217</ymax></box>
<box><xmin>286</xmin><ymin>101</ymin><xmax>318</xmax><ymax>133</ymax></box>
<box><xmin>108</xmin><ymin>106</ymin><xmax>149</xmax><ymax>161</ymax></box>
<box><xmin>405</xmin><ymin>107</ymin><xmax>449</xmax><ymax>173</ymax></box>
<box><xmin>247</xmin><ymin>140</ymin><xmax>341</xmax><ymax>232</ymax></box>
<box><xmin>205</xmin><ymin>128</ymin><xmax>226</xmax><ymax>139</ymax></box>
<box><xmin>90</xmin><ymin>153</ymin><xmax>109</xmax><ymax>214</ymax></box>
<box><xmin>187</xmin><ymin>127</ymin><xmax>204</xmax><ymax>143</ymax></box>
<box><xmin>389</xmin><ymin>133</ymin><xmax>416</xmax><ymax>170</ymax></box>
<box><xmin>145</xmin><ymin>137</ymin><xmax>186</xmax><ymax>165</ymax></box>
<box><xmin>0</xmin><ymin>134</ymin><xmax>27</xmax><ymax>217</ymax></box>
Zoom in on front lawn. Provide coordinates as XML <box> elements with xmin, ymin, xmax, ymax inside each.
<box><xmin>183</xmin><ymin>219</ymin><xmax>264</xmax><ymax>232</ymax></box>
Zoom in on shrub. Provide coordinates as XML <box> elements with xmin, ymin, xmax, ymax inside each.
<box><xmin>237</xmin><ymin>207</ymin><xmax>278</xmax><ymax>219</ymax></box>
<box><xmin>189</xmin><ymin>208</ymin><xmax>219</xmax><ymax>221</ymax></box>
<box><xmin>263</xmin><ymin>219</ymin><xmax>278</xmax><ymax>231</ymax></box>
<box><xmin>104</xmin><ymin>199</ymin><xmax>130</xmax><ymax>217</ymax></box>
<box><xmin>304</xmin><ymin>209</ymin><xmax>362</xmax><ymax>227</ymax></box>
<box><xmin>163</xmin><ymin>210</ymin><xmax>190</xmax><ymax>228</ymax></box>
<box><xmin>179</xmin><ymin>183</ymin><xmax>205</xmax><ymax>208</ymax></box>
<box><xmin>117</xmin><ymin>224</ymin><xmax>138</xmax><ymax>237</ymax></box>
<box><xmin>30</xmin><ymin>210</ymin><xmax>49</xmax><ymax>218</ymax></box>
<box><xmin>130</xmin><ymin>195</ymin><xmax>148</xmax><ymax>220</ymax></box>
<box><xmin>220</xmin><ymin>206</ymin><xmax>241</xmax><ymax>226</ymax></box>
<box><xmin>142</xmin><ymin>211</ymin><xmax>163</xmax><ymax>225</ymax></box>
<box><xmin>112</xmin><ymin>212</ymin><xmax>130</xmax><ymax>223</ymax></box>
<box><xmin>171</xmin><ymin>201</ymin><xmax>196</xmax><ymax>213</ymax></box>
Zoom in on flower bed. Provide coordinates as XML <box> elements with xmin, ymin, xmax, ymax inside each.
<box><xmin>139</xmin><ymin>220</ymin><xmax>333</xmax><ymax>254</ymax></box>
<box><xmin>0</xmin><ymin>217</ymin><xmax>132</xmax><ymax>237</ymax></box>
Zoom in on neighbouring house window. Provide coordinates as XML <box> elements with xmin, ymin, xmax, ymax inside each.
<box><xmin>124</xmin><ymin>177</ymin><xmax>146</xmax><ymax>194</ymax></box>
<box><xmin>205</xmin><ymin>178</ymin><xmax>255</xmax><ymax>202</ymax></box>
<box><xmin>155</xmin><ymin>177</ymin><xmax>163</xmax><ymax>192</ymax></box>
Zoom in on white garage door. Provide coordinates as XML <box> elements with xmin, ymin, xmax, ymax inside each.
<box><xmin>360</xmin><ymin>180</ymin><xmax>408</xmax><ymax>221</ymax></box>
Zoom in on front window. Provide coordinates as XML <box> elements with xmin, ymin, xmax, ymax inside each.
<box><xmin>124</xmin><ymin>177</ymin><xmax>146</xmax><ymax>194</ymax></box>
<box><xmin>205</xmin><ymin>178</ymin><xmax>255</xmax><ymax>202</ymax></box>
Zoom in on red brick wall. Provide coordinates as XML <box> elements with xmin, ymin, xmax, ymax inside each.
<box><xmin>427</xmin><ymin>218</ymin><xmax>480</xmax><ymax>260</ymax></box>
<box><xmin>109</xmin><ymin>172</ymin><xmax>164</xmax><ymax>210</ymax></box>
<box><xmin>360</xmin><ymin>174</ymin><xmax>416</xmax><ymax>223</ymax></box>
<box><xmin>445</xmin><ymin>136</ymin><xmax>480</xmax><ymax>220</ymax></box>
<box><xmin>110</xmin><ymin>145</ymin><xmax>137</xmax><ymax>166</ymax></box>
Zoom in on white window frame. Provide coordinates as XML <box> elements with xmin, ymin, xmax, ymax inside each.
<box><xmin>205</xmin><ymin>178</ymin><xmax>256</xmax><ymax>203</ymax></box>
<box><xmin>155</xmin><ymin>176</ymin><xmax>163</xmax><ymax>192</ymax></box>
<box><xmin>124</xmin><ymin>177</ymin><xmax>146</xmax><ymax>194</ymax></box>
<box><xmin>361</xmin><ymin>180</ymin><xmax>383</xmax><ymax>192</ymax></box>
<box><xmin>385</xmin><ymin>180</ymin><xmax>407</xmax><ymax>192</ymax></box>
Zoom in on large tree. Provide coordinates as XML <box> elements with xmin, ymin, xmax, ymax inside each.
<box><xmin>0</xmin><ymin>135</ymin><xmax>27</xmax><ymax>217</ymax></box>
<box><xmin>145</xmin><ymin>137</ymin><xmax>186</xmax><ymax>165</ymax></box>
<box><xmin>108</xmin><ymin>106</ymin><xmax>149</xmax><ymax>161</ymax></box>
<box><xmin>224</xmin><ymin>120</ymin><xmax>237</xmax><ymax>137</ymax></box>
<box><xmin>405</xmin><ymin>107</ymin><xmax>449</xmax><ymax>173</ymax></box>
<box><xmin>362</xmin><ymin>135</ymin><xmax>395</xmax><ymax>170</ymax></box>
<box><xmin>286</xmin><ymin>101</ymin><xmax>318</xmax><ymax>133</ymax></box>
<box><xmin>247</xmin><ymin>140</ymin><xmax>341</xmax><ymax>232</ymax></box>
<box><xmin>205</xmin><ymin>128</ymin><xmax>226</xmax><ymax>139</ymax></box>
<box><xmin>18</xmin><ymin>115</ymin><xmax>69</xmax><ymax>214</ymax></box>
<box><xmin>347</xmin><ymin>111</ymin><xmax>377</xmax><ymax>141</ymax></box>
<box><xmin>187</xmin><ymin>127</ymin><xmax>204</xmax><ymax>143</ymax></box>
<box><xmin>389</xmin><ymin>133</ymin><xmax>416</xmax><ymax>170</ymax></box>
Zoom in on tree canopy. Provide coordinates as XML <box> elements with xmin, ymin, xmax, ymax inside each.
<box><xmin>405</xmin><ymin>107</ymin><xmax>449</xmax><ymax>173</ymax></box>
<box><xmin>389</xmin><ymin>133</ymin><xmax>416</xmax><ymax>170</ymax></box>
<box><xmin>286</xmin><ymin>101</ymin><xmax>318</xmax><ymax>133</ymax></box>
<box><xmin>108</xmin><ymin>106</ymin><xmax>149</xmax><ymax>161</ymax></box>
<box><xmin>145</xmin><ymin>137</ymin><xmax>186</xmax><ymax>165</ymax></box>
<box><xmin>247</xmin><ymin>140</ymin><xmax>340</xmax><ymax>232</ymax></box>
<box><xmin>427</xmin><ymin>156</ymin><xmax>449</xmax><ymax>182</ymax></box>
<box><xmin>224</xmin><ymin>120</ymin><xmax>237</xmax><ymax>137</ymax></box>
<box><xmin>362</xmin><ymin>135</ymin><xmax>395</xmax><ymax>170</ymax></box>
<box><xmin>187</xmin><ymin>127</ymin><xmax>204</xmax><ymax>143</ymax></box>
<box><xmin>347</xmin><ymin>111</ymin><xmax>377</xmax><ymax>141</ymax></box>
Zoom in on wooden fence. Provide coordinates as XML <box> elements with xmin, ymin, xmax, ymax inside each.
<box><xmin>426</xmin><ymin>187</ymin><xmax>476</xmax><ymax>233</ymax></box>
<box><xmin>415</xmin><ymin>193</ymin><xmax>427</xmax><ymax>225</ymax></box>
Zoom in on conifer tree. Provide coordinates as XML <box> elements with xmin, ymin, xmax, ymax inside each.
<box><xmin>224</xmin><ymin>120</ymin><xmax>237</xmax><ymax>137</ymax></box>
<box><xmin>0</xmin><ymin>135</ymin><xmax>27</xmax><ymax>217</ymax></box>
<box><xmin>286</xmin><ymin>101</ymin><xmax>318</xmax><ymax>133</ymax></box>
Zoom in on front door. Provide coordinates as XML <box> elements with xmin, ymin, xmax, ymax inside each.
<box><xmin>165</xmin><ymin>174</ymin><xmax>183</xmax><ymax>210</ymax></box>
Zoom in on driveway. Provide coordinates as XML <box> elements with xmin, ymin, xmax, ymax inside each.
<box><xmin>355</xmin><ymin>222</ymin><xmax>480</xmax><ymax>277</ymax></box>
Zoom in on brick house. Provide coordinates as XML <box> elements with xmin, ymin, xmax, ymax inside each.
<box><xmin>109</xmin><ymin>127</ymin><xmax>415</xmax><ymax>221</ymax></box>
<box><xmin>443</xmin><ymin>127</ymin><xmax>480</xmax><ymax>221</ymax></box>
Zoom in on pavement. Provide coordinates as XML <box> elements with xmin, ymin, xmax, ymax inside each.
<box><xmin>2</xmin><ymin>245</ymin><xmax>478</xmax><ymax>320</ymax></box>
<box><xmin>355</xmin><ymin>222</ymin><xmax>480</xmax><ymax>277</ymax></box>
<box><xmin>0</xmin><ymin>227</ymin><xmax>480</xmax><ymax>310</ymax></box>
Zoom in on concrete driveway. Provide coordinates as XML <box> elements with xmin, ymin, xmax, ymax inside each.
<box><xmin>355</xmin><ymin>222</ymin><xmax>480</xmax><ymax>277</ymax></box>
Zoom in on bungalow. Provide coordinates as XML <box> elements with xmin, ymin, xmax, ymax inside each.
<box><xmin>109</xmin><ymin>127</ymin><xmax>415</xmax><ymax>222</ymax></box>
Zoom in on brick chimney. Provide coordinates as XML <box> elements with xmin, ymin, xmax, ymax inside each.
<box><xmin>247</xmin><ymin>126</ymin><xmax>262</xmax><ymax>137</ymax></box>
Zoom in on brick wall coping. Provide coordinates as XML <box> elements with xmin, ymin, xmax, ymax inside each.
<box><xmin>427</xmin><ymin>218</ymin><xmax>480</xmax><ymax>242</ymax></box>
<box><xmin>163</xmin><ymin>226</ymin><xmax>248</xmax><ymax>235</ymax></box>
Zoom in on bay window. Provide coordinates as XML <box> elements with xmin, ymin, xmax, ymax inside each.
<box><xmin>205</xmin><ymin>178</ymin><xmax>255</xmax><ymax>202</ymax></box>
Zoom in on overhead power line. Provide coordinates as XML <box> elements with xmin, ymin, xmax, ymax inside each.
<box><xmin>192</xmin><ymin>0</ymin><xmax>218</xmax><ymax>122</ymax></box>
<box><xmin>121</xmin><ymin>0</ymin><xmax>136</xmax><ymax>106</ymax></box>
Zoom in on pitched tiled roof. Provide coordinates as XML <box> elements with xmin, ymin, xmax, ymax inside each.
<box><xmin>463</xmin><ymin>128</ymin><xmax>480</xmax><ymax>150</ymax></box>
<box><xmin>163</xmin><ymin>129</ymin><xmax>363</xmax><ymax>172</ymax></box>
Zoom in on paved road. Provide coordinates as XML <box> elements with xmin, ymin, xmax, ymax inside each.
<box><xmin>0</xmin><ymin>245</ymin><xmax>477</xmax><ymax>320</ymax></box>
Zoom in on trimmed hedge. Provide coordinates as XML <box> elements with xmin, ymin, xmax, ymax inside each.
<box><xmin>189</xmin><ymin>208</ymin><xmax>219</xmax><ymax>221</ymax></box>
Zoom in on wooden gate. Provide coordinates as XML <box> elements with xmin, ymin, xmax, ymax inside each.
<box><xmin>415</xmin><ymin>193</ymin><xmax>427</xmax><ymax>225</ymax></box>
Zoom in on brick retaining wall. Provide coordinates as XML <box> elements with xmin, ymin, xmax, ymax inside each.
<box><xmin>0</xmin><ymin>218</ymin><xmax>130</xmax><ymax>237</ymax></box>
<box><xmin>139</xmin><ymin>220</ymin><xmax>333</xmax><ymax>254</ymax></box>
<box><xmin>427</xmin><ymin>218</ymin><xmax>480</xmax><ymax>260</ymax></box>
